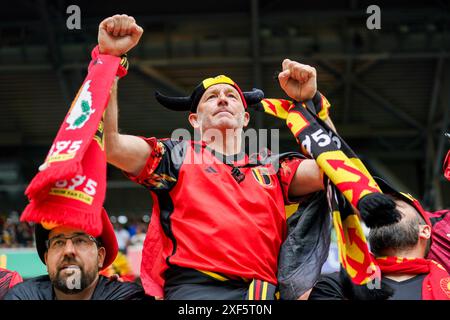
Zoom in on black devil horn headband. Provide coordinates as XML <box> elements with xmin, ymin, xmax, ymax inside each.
<box><xmin>155</xmin><ymin>75</ymin><xmax>264</xmax><ymax>113</ymax></box>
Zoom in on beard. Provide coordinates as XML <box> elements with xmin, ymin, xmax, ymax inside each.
<box><xmin>368</xmin><ymin>215</ymin><xmax>420</xmax><ymax>256</ymax></box>
<box><xmin>50</xmin><ymin>257</ymin><xmax>98</xmax><ymax>294</ymax></box>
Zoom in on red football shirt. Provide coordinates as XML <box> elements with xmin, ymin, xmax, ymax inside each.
<box><xmin>125</xmin><ymin>138</ymin><xmax>303</xmax><ymax>288</ymax></box>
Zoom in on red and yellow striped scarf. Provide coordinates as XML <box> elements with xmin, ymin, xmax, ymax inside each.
<box><xmin>251</xmin><ymin>93</ymin><xmax>382</xmax><ymax>286</ymax></box>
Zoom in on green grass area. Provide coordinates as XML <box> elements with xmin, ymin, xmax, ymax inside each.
<box><xmin>0</xmin><ymin>248</ymin><xmax>47</xmax><ymax>279</ymax></box>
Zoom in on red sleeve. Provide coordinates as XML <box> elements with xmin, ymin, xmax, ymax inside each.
<box><xmin>123</xmin><ymin>137</ymin><xmax>163</xmax><ymax>184</ymax></box>
<box><xmin>278</xmin><ymin>157</ymin><xmax>304</xmax><ymax>205</ymax></box>
<box><xmin>9</xmin><ymin>271</ymin><xmax>23</xmax><ymax>288</ymax></box>
<box><xmin>123</xmin><ymin>137</ymin><xmax>183</xmax><ymax>191</ymax></box>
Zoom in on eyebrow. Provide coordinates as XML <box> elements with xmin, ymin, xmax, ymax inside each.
<box><xmin>205</xmin><ymin>88</ymin><xmax>238</xmax><ymax>95</ymax></box>
<box><xmin>49</xmin><ymin>232</ymin><xmax>87</xmax><ymax>239</ymax></box>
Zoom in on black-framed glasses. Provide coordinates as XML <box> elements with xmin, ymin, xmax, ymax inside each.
<box><xmin>45</xmin><ymin>233</ymin><xmax>98</xmax><ymax>251</ymax></box>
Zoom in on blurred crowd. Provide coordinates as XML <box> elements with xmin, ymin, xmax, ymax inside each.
<box><xmin>110</xmin><ymin>215</ymin><xmax>149</xmax><ymax>253</ymax></box>
<box><xmin>0</xmin><ymin>212</ymin><xmax>34</xmax><ymax>248</ymax></box>
<box><xmin>0</xmin><ymin>211</ymin><xmax>148</xmax><ymax>250</ymax></box>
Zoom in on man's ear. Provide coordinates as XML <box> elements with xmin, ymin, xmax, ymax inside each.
<box><xmin>44</xmin><ymin>251</ymin><xmax>48</xmax><ymax>265</ymax></box>
<box><xmin>419</xmin><ymin>224</ymin><xmax>431</xmax><ymax>240</ymax></box>
<box><xmin>243</xmin><ymin>112</ymin><xmax>250</xmax><ymax>127</ymax></box>
<box><xmin>188</xmin><ymin>113</ymin><xmax>201</xmax><ymax>129</ymax></box>
<box><xmin>97</xmin><ymin>247</ymin><xmax>106</xmax><ymax>269</ymax></box>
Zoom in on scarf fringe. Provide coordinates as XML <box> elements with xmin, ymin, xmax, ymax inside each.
<box><xmin>25</xmin><ymin>162</ymin><xmax>82</xmax><ymax>199</ymax></box>
<box><xmin>20</xmin><ymin>199</ymin><xmax>102</xmax><ymax>237</ymax></box>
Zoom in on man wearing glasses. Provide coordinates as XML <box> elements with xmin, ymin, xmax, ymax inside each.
<box><xmin>4</xmin><ymin>209</ymin><xmax>148</xmax><ymax>300</ymax></box>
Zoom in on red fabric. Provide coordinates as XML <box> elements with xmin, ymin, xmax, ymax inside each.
<box><xmin>444</xmin><ymin>150</ymin><xmax>450</xmax><ymax>181</ymax></box>
<box><xmin>20</xmin><ymin>47</ymin><xmax>121</xmax><ymax>237</ymax></box>
<box><xmin>278</xmin><ymin>157</ymin><xmax>304</xmax><ymax>204</ymax></box>
<box><xmin>427</xmin><ymin>210</ymin><xmax>450</xmax><ymax>274</ymax></box>
<box><xmin>411</xmin><ymin>199</ymin><xmax>432</xmax><ymax>226</ymax></box>
<box><xmin>8</xmin><ymin>271</ymin><xmax>23</xmax><ymax>288</ymax></box>
<box><xmin>0</xmin><ymin>268</ymin><xmax>23</xmax><ymax>288</ymax></box>
<box><xmin>376</xmin><ymin>256</ymin><xmax>450</xmax><ymax>300</ymax></box>
<box><xmin>140</xmin><ymin>193</ymin><xmax>166</xmax><ymax>297</ymax></box>
<box><xmin>128</xmin><ymin>138</ymin><xmax>302</xmax><ymax>297</ymax></box>
<box><xmin>0</xmin><ymin>268</ymin><xmax>23</xmax><ymax>299</ymax></box>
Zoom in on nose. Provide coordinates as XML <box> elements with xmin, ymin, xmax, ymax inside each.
<box><xmin>217</xmin><ymin>91</ymin><xmax>228</xmax><ymax>105</ymax></box>
<box><xmin>62</xmin><ymin>239</ymin><xmax>76</xmax><ymax>255</ymax></box>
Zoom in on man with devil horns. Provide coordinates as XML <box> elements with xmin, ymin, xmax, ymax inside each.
<box><xmin>98</xmin><ymin>14</ymin><xmax>401</xmax><ymax>299</ymax></box>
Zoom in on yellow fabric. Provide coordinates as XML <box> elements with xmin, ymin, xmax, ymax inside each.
<box><xmin>332</xmin><ymin>210</ymin><xmax>377</xmax><ymax>285</ymax></box>
<box><xmin>261</xmin><ymin>281</ymin><xmax>268</xmax><ymax>300</ymax></box>
<box><xmin>202</xmin><ymin>75</ymin><xmax>235</xmax><ymax>89</ymax></box>
<box><xmin>248</xmin><ymin>281</ymin><xmax>254</xmax><ymax>300</ymax></box>
<box><xmin>285</xmin><ymin>204</ymin><xmax>299</xmax><ymax>219</ymax></box>
<box><xmin>41</xmin><ymin>220</ymin><xmax>60</xmax><ymax>230</ymax></box>
<box><xmin>316</xmin><ymin>151</ymin><xmax>381</xmax><ymax>207</ymax></box>
<box><xmin>198</xmin><ymin>270</ymin><xmax>229</xmax><ymax>281</ymax></box>
<box><xmin>101</xmin><ymin>251</ymin><xmax>134</xmax><ymax>278</ymax></box>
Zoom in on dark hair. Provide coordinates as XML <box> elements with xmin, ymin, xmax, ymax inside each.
<box><xmin>384</xmin><ymin>194</ymin><xmax>428</xmax><ymax>225</ymax></box>
<box><xmin>95</xmin><ymin>237</ymin><xmax>103</xmax><ymax>248</ymax></box>
<box><xmin>368</xmin><ymin>194</ymin><xmax>431</xmax><ymax>256</ymax></box>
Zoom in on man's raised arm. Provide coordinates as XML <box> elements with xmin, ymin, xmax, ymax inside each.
<box><xmin>98</xmin><ymin>15</ymin><xmax>150</xmax><ymax>176</ymax></box>
<box><xmin>278</xmin><ymin>59</ymin><xmax>326</xmax><ymax>197</ymax></box>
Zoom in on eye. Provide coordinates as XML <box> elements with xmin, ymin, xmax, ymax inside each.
<box><xmin>206</xmin><ymin>94</ymin><xmax>217</xmax><ymax>100</ymax></box>
<box><xmin>52</xmin><ymin>239</ymin><xmax>65</xmax><ymax>248</ymax></box>
<box><xmin>73</xmin><ymin>236</ymin><xmax>89</xmax><ymax>245</ymax></box>
<box><xmin>227</xmin><ymin>93</ymin><xmax>238</xmax><ymax>99</ymax></box>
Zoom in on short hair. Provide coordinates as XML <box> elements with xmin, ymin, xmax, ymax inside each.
<box><xmin>377</xmin><ymin>193</ymin><xmax>431</xmax><ymax>255</ymax></box>
<box><xmin>384</xmin><ymin>193</ymin><xmax>427</xmax><ymax>225</ymax></box>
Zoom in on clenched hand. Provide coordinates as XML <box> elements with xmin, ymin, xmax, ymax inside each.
<box><xmin>278</xmin><ymin>59</ymin><xmax>317</xmax><ymax>101</ymax></box>
<box><xmin>98</xmin><ymin>14</ymin><xmax>143</xmax><ymax>57</ymax></box>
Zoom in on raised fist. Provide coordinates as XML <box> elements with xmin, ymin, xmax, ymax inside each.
<box><xmin>98</xmin><ymin>14</ymin><xmax>143</xmax><ymax>57</ymax></box>
<box><xmin>278</xmin><ymin>59</ymin><xmax>317</xmax><ymax>101</ymax></box>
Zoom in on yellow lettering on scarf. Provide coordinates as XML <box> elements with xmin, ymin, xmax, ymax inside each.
<box><xmin>47</xmin><ymin>153</ymin><xmax>76</xmax><ymax>163</ymax></box>
<box><xmin>49</xmin><ymin>188</ymin><xmax>93</xmax><ymax>205</ymax></box>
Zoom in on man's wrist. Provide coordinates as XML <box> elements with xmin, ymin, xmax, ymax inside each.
<box><xmin>90</xmin><ymin>45</ymin><xmax>129</xmax><ymax>79</ymax></box>
<box><xmin>98</xmin><ymin>45</ymin><xmax>123</xmax><ymax>57</ymax></box>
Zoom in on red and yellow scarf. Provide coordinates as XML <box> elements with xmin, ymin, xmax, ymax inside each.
<box><xmin>251</xmin><ymin>93</ymin><xmax>384</xmax><ymax>286</ymax></box>
<box><xmin>376</xmin><ymin>256</ymin><xmax>450</xmax><ymax>300</ymax></box>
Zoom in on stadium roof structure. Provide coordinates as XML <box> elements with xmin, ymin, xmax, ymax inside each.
<box><xmin>0</xmin><ymin>0</ymin><xmax>449</xmax><ymax>214</ymax></box>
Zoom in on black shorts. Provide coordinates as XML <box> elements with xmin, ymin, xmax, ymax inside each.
<box><xmin>164</xmin><ymin>266</ymin><xmax>277</xmax><ymax>300</ymax></box>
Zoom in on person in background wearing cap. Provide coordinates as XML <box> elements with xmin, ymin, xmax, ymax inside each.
<box><xmin>97</xmin><ymin>14</ymin><xmax>334</xmax><ymax>300</ymax></box>
<box><xmin>4</xmin><ymin>209</ymin><xmax>148</xmax><ymax>300</ymax></box>
<box><xmin>309</xmin><ymin>177</ymin><xmax>450</xmax><ymax>300</ymax></box>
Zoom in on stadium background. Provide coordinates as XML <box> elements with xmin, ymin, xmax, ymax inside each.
<box><xmin>0</xmin><ymin>0</ymin><xmax>449</xmax><ymax>279</ymax></box>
